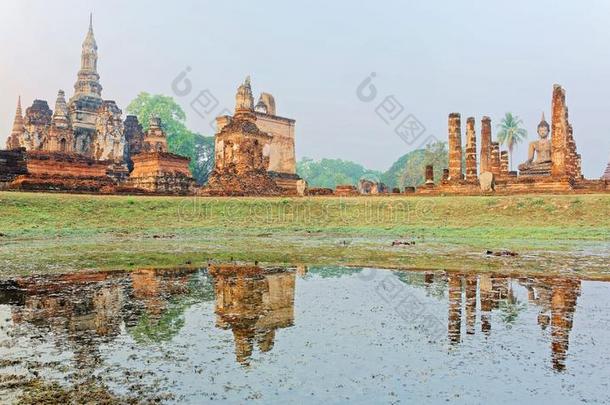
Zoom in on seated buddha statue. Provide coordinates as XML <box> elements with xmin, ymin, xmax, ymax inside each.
<box><xmin>519</xmin><ymin>113</ymin><xmax>552</xmax><ymax>176</ymax></box>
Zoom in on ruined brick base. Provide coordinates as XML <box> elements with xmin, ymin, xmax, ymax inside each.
<box><xmin>201</xmin><ymin>169</ymin><xmax>284</xmax><ymax>196</ymax></box>
<box><xmin>518</xmin><ymin>161</ymin><xmax>552</xmax><ymax>177</ymax></box>
<box><xmin>126</xmin><ymin>152</ymin><xmax>196</xmax><ymax>195</ymax></box>
<box><xmin>6</xmin><ymin>150</ymin><xmax>117</xmax><ymax>193</ymax></box>
<box><xmin>334</xmin><ymin>185</ymin><xmax>359</xmax><ymax>196</ymax></box>
<box><xmin>0</xmin><ymin>149</ymin><xmax>28</xmax><ymax>189</ymax></box>
<box><xmin>415</xmin><ymin>176</ymin><xmax>610</xmax><ymax>196</ymax></box>
<box><xmin>10</xmin><ymin>174</ymin><xmax>115</xmax><ymax>193</ymax></box>
<box><xmin>307</xmin><ymin>187</ymin><xmax>334</xmax><ymax>196</ymax></box>
<box><xmin>107</xmin><ymin>162</ymin><xmax>130</xmax><ymax>183</ymax></box>
<box><xmin>125</xmin><ymin>173</ymin><xmax>196</xmax><ymax>195</ymax></box>
<box><xmin>268</xmin><ymin>171</ymin><xmax>305</xmax><ymax>196</ymax></box>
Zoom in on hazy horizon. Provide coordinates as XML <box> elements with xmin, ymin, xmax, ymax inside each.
<box><xmin>1</xmin><ymin>0</ymin><xmax>609</xmax><ymax>177</ymax></box>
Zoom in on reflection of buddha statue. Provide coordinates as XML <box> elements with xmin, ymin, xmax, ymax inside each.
<box><xmin>519</xmin><ymin>113</ymin><xmax>552</xmax><ymax>176</ymax></box>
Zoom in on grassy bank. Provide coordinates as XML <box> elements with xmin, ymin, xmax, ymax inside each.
<box><xmin>0</xmin><ymin>192</ymin><xmax>609</xmax><ymax>278</ymax></box>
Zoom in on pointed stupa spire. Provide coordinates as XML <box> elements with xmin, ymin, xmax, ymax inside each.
<box><xmin>234</xmin><ymin>76</ymin><xmax>255</xmax><ymax>120</ymax></box>
<box><xmin>6</xmin><ymin>96</ymin><xmax>25</xmax><ymax>149</ymax></box>
<box><xmin>83</xmin><ymin>12</ymin><xmax>97</xmax><ymax>51</ymax></box>
<box><xmin>52</xmin><ymin>90</ymin><xmax>70</xmax><ymax>127</ymax></box>
<box><xmin>72</xmin><ymin>13</ymin><xmax>102</xmax><ymax>100</ymax></box>
<box><xmin>12</xmin><ymin>95</ymin><xmax>24</xmax><ymax>131</ymax></box>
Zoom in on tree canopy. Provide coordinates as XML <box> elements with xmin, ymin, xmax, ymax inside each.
<box><xmin>296</xmin><ymin>157</ymin><xmax>382</xmax><ymax>189</ymax></box>
<box><xmin>497</xmin><ymin>112</ymin><xmax>528</xmax><ymax>170</ymax></box>
<box><xmin>298</xmin><ymin>141</ymin><xmax>448</xmax><ymax>190</ymax></box>
<box><xmin>126</xmin><ymin>92</ymin><xmax>215</xmax><ymax>184</ymax></box>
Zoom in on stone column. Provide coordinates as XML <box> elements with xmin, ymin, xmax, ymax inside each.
<box><xmin>465</xmin><ymin>275</ymin><xmax>477</xmax><ymax>335</ymax></box>
<box><xmin>425</xmin><ymin>165</ymin><xmax>434</xmax><ymax>185</ymax></box>
<box><xmin>480</xmin><ymin>116</ymin><xmax>492</xmax><ymax>173</ymax></box>
<box><xmin>465</xmin><ymin>117</ymin><xmax>478</xmax><ymax>182</ymax></box>
<box><xmin>500</xmin><ymin>151</ymin><xmax>509</xmax><ymax>177</ymax></box>
<box><xmin>448</xmin><ymin>274</ymin><xmax>463</xmax><ymax>344</ymax></box>
<box><xmin>551</xmin><ymin>85</ymin><xmax>568</xmax><ymax>177</ymax></box>
<box><xmin>479</xmin><ymin>274</ymin><xmax>492</xmax><ymax>335</ymax></box>
<box><xmin>490</xmin><ymin>142</ymin><xmax>500</xmax><ymax>176</ymax></box>
<box><xmin>448</xmin><ymin>113</ymin><xmax>463</xmax><ymax>181</ymax></box>
<box><xmin>565</xmin><ymin>123</ymin><xmax>581</xmax><ymax>178</ymax></box>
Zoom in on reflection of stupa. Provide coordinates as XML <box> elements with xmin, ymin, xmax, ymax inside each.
<box><xmin>210</xmin><ymin>265</ymin><xmax>296</xmax><ymax>365</ymax></box>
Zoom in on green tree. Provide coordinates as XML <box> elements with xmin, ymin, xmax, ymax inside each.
<box><xmin>126</xmin><ymin>92</ymin><xmax>215</xmax><ymax>184</ymax></box>
<box><xmin>297</xmin><ymin>157</ymin><xmax>380</xmax><ymax>189</ymax></box>
<box><xmin>382</xmin><ymin>141</ymin><xmax>448</xmax><ymax>188</ymax></box>
<box><xmin>497</xmin><ymin>113</ymin><xmax>528</xmax><ymax>170</ymax></box>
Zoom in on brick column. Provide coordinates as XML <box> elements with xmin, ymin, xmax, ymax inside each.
<box><xmin>500</xmin><ymin>151</ymin><xmax>509</xmax><ymax>177</ymax></box>
<box><xmin>551</xmin><ymin>85</ymin><xmax>568</xmax><ymax>177</ymax></box>
<box><xmin>448</xmin><ymin>113</ymin><xmax>463</xmax><ymax>181</ymax></box>
<box><xmin>490</xmin><ymin>142</ymin><xmax>500</xmax><ymax>176</ymax></box>
<box><xmin>480</xmin><ymin>116</ymin><xmax>492</xmax><ymax>173</ymax></box>
<box><xmin>465</xmin><ymin>117</ymin><xmax>478</xmax><ymax>182</ymax></box>
<box><xmin>566</xmin><ymin>123</ymin><xmax>581</xmax><ymax>178</ymax></box>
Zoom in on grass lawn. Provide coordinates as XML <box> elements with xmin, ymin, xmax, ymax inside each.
<box><xmin>0</xmin><ymin>192</ymin><xmax>608</xmax><ymax>278</ymax></box>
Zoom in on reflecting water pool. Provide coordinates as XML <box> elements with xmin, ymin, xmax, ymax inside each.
<box><xmin>1</xmin><ymin>265</ymin><xmax>609</xmax><ymax>404</ymax></box>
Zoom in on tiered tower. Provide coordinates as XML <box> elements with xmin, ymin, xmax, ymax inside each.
<box><xmin>6</xmin><ymin>97</ymin><xmax>25</xmax><ymax>149</ymax></box>
<box><xmin>69</xmin><ymin>14</ymin><xmax>105</xmax><ymax>156</ymax></box>
<box><xmin>48</xmin><ymin>90</ymin><xmax>72</xmax><ymax>152</ymax></box>
<box><xmin>72</xmin><ymin>14</ymin><xmax>102</xmax><ymax>100</ymax></box>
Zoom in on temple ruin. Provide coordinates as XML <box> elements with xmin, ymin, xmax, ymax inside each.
<box><xmin>125</xmin><ymin>116</ymin><xmax>195</xmax><ymax>194</ymax></box>
<box><xmin>417</xmin><ymin>85</ymin><xmax>609</xmax><ymax>195</ymax></box>
<box><xmin>6</xmin><ymin>16</ymin><xmax>125</xmax><ymax>161</ymax></box>
<box><xmin>2</xmin><ymin>17</ymin><xmax>607</xmax><ymax>198</ymax></box>
<box><xmin>214</xmin><ymin>81</ymin><xmax>304</xmax><ymax>196</ymax></box>
<box><xmin>1</xmin><ymin>15</ymin><xmax>194</xmax><ymax>194</ymax></box>
<box><xmin>202</xmin><ymin>77</ymin><xmax>292</xmax><ymax>196</ymax></box>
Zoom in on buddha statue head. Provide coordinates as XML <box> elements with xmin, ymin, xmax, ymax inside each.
<box><xmin>537</xmin><ymin>112</ymin><xmax>550</xmax><ymax>139</ymax></box>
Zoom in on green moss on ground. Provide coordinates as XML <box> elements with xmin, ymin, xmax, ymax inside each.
<box><xmin>0</xmin><ymin>192</ymin><xmax>608</xmax><ymax>278</ymax></box>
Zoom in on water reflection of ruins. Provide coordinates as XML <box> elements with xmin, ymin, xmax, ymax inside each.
<box><xmin>210</xmin><ymin>265</ymin><xmax>296</xmax><ymax>365</ymax></box>
<box><xmin>0</xmin><ymin>266</ymin><xmax>584</xmax><ymax>374</ymax></box>
<box><xmin>0</xmin><ymin>265</ymin><xmax>298</xmax><ymax>371</ymax></box>
<box><xmin>442</xmin><ymin>272</ymin><xmax>581</xmax><ymax>372</ymax></box>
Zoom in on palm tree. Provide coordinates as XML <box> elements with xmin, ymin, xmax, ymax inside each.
<box><xmin>496</xmin><ymin>113</ymin><xmax>528</xmax><ymax>170</ymax></box>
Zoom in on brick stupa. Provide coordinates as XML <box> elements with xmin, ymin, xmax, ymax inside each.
<box><xmin>126</xmin><ymin>116</ymin><xmax>195</xmax><ymax>195</ymax></box>
<box><xmin>202</xmin><ymin>77</ymin><xmax>283</xmax><ymax>196</ymax></box>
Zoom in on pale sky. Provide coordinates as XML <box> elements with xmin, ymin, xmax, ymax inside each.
<box><xmin>1</xmin><ymin>0</ymin><xmax>609</xmax><ymax>177</ymax></box>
